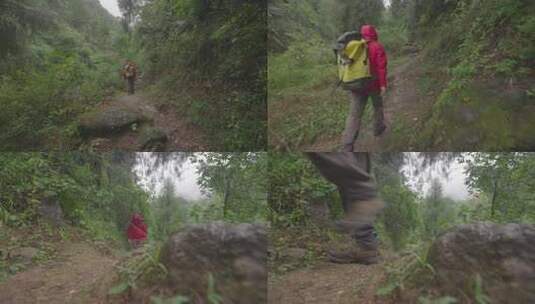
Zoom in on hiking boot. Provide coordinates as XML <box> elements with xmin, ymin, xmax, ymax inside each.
<box><xmin>327</xmin><ymin>241</ymin><xmax>380</xmax><ymax>265</ymax></box>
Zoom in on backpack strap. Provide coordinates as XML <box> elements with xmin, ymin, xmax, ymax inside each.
<box><xmin>364</xmin><ymin>44</ymin><xmax>369</xmax><ymax>66</ymax></box>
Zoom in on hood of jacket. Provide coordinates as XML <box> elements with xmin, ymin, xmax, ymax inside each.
<box><xmin>361</xmin><ymin>25</ymin><xmax>378</xmax><ymax>41</ymax></box>
<box><xmin>131</xmin><ymin>213</ymin><xmax>144</xmax><ymax>227</ymax></box>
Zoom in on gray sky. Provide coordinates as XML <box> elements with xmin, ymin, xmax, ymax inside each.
<box><xmin>402</xmin><ymin>153</ymin><xmax>470</xmax><ymax>201</ymax></box>
<box><xmin>133</xmin><ymin>154</ymin><xmax>205</xmax><ymax>201</ymax></box>
<box><xmin>99</xmin><ymin>0</ymin><xmax>121</xmax><ymax>17</ymax></box>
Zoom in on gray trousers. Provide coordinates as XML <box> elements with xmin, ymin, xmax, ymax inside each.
<box><xmin>307</xmin><ymin>152</ymin><xmax>379</xmax><ymax>246</ymax></box>
<box><xmin>307</xmin><ymin>152</ymin><xmax>377</xmax><ymax>209</ymax></box>
<box><xmin>127</xmin><ymin>77</ymin><xmax>135</xmax><ymax>95</ymax></box>
<box><xmin>341</xmin><ymin>91</ymin><xmax>385</xmax><ymax>147</ymax></box>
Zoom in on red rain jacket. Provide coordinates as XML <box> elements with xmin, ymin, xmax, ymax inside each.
<box><xmin>361</xmin><ymin>25</ymin><xmax>388</xmax><ymax>94</ymax></box>
<box><xmin>127</xmin><ymin>214</ymin><xmax>148</xmax><ymax>241</ymax></box>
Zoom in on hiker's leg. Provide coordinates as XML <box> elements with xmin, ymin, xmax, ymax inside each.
<box><xmin>371</xmin><ymin>92</ymin><xmax>386</xmax><ymax>136</ymax></box>
<box><xmin>341</xmin><ymin>92</ymin><xmax>368</xmax><ymax>151</ymax></box>
<box><xmin>126</xmin><ymin>78</ymin><xmax>131</xmax><ymax>94</ymax></box>
<box><xmin>128</xmin><ymin>78</ymin><xmax>135</xmax><ymax>94</ymax></box>
<box><xmin>306</xmin><ymin>152</ymin><xmax>377</xmax><ymax>211</ymax></box>
<box><xmin>307</xmin><ymin>153</ymin><xmax>384</xmax><ymax>262</ymax></box>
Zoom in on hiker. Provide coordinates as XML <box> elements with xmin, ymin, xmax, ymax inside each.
<box><xmin>307</xmin><ymin>152</ymin><xmax>385</xmax><ymax>264</ymax></box>
<box><xmin>122</xmin><ymin>60</ymin><xmax>138</xmax><ymax>95</ymax></box>
<box><xmin>339</xmin><ymin>25</ymin><xmax>388</xmax><ymax>152</ymax></box>
<box><xmin>126</xmin><ymin>213</ymin><xmax>148</xmax><ymax>248</ymax></box>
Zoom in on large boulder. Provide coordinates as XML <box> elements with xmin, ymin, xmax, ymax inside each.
<box><xmin>161</xmin><ymin>222</ymin><xmax>267</xmax><ymax>304</ymax></box>
<box><xmin>429</xmin><ymin>222</ymin><xmax>535</xmax><ymax>303</ymax></box>
<box><xmin>78</xmin><ymin>106</ymin><xmax>149</xmax><ymax>137</ymax></box>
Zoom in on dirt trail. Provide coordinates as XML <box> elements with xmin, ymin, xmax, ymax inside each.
<box><xmin>0</xmin><ymin>242</ymin><xmax>118</xmax><ymax>304</ymax></box>
<box><xmin>269</xmin><ymin>261</ymin><xmax>390</xmax><ymax>304</ymax></box>
<box><xmin>305</xmin><ymin>53</ymin><xmax>432</xmax><ymax>152</ymax></box>
<box><xmin>88</xmin><ymin>93</ymin><xmax>208</xmax><ymax>151</ymax></box>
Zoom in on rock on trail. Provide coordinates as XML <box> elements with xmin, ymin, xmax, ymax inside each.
<box><xmin>79</xmin><ymin>94</ymin><xmax>167</xmax><ymax>151</ymax></box>
<box><xmin>79</xmin><ymin>95</ymin><xmax>157</xmax><ymax>136</ymax></box>
<box><xmin>78</xmin><ymin>94</ymin><xmax>207</xmax><ymax>151</ymax></box>
<box><xmin>160</xmin><ymin>222</ymin><xmax>267</xmax><ymax>304</ymax></box>
<box><xmin>429</xmin><ymin>222</ymin><xmax>535</xmax><ymax>303</ymax></box>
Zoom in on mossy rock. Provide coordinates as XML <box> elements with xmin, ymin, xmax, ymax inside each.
<box><xmin>78</xmin><ymin>106</ymin><xmax>150</xmax><ymax>137</ymax></box>
<box><xmin>137</xmin><ymin>126</ymin><xmax>167</xmax><ymax>151</ymax></box>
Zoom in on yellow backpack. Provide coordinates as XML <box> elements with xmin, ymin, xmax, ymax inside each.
<box><xmin>124</xmin><ymin>63</ymin><xmax>136</xmax><ymax>78</ymax></box>
<box><xmin>334</xmin><ymin>32</ymin><xmax>372</xmax><ymax>92</ymax></box>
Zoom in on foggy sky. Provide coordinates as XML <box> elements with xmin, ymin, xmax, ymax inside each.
<box><xmin>99</xmin><ymin>0</ymin><xmax>121</xmax><ymax>17</ymax></box>
<box><xmin>133</xmin><ymin>156</ymin><xmax>205</xmax><ymax>201</ymax></box>
<box><xmin>402</xmin><ymin>155</ymin><xmax>470</xmax><ymax>201</ymax></box>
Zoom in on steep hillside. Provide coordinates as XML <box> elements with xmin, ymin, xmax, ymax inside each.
<box><xmin>0</xmin><ymin>0</ymin><xmax>267</xmax><ymax>151</ymax></box>
<box><xmin>0</xmin><ymin>0</ymin><xmax>123</xmax><ymax>150</ymax></box>
<box><xmin>412</xmin><ymin>0</ymin><xmax>535</xmax><ymax>150</ymax></box>
<box><xmin>133</xmin><ymin>0</ymin><xmax>267</xmax><ymax>150</ymax></box>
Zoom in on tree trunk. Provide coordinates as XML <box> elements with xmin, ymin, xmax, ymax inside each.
<box><xmin>490</xmin><ymin>179</ymin><xmax>499</xmax><ymax>218</ymax></box>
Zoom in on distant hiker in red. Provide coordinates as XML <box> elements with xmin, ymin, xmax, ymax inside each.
<box><xmin>127</xmin><ymin>213</ymin><xmax>147</xmax><ymax>248</ymax></box>
<box><xmin>341</xmin><ymin>24</ymin><xmax>388</xmax><ymax>152</ymax></box>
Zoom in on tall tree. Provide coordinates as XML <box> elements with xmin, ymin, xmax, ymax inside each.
<box><xmin>151</xmin><ymin>178</ymin><xmax>189</xmax><ymax>239</ymax></box>
<box><xmin>465</xmin><ymin>153</ymin><xmax>535</xmax><ymax>222</ymax></box>
<box><xmin>118</xmin><ymin>0</ymin><xmax>143</xmax><ymax>32</ymax></box>
<box><xmin>334</xmin><ymin>0</ymin><xmax>385</xmax><ymax>32</ymax></box>
<box><xmin>194</xmin><ymin>153</ymin><xmax>267</xmax><ymax>221</ymax></box>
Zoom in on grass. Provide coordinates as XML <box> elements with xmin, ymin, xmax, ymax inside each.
<box><xmin>0</xmin><ymin>224</ymin><xmax>73</xmax><ymax>281</ymax></box>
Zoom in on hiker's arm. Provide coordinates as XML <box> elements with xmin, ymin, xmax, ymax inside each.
<box><xmin>376</xmin><ymin>46</ymin><xmax>388</xmax><ymax>89</ymax></box>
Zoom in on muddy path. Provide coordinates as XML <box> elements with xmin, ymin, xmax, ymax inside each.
<box><xmin>0</xmin><ymin>242</ymin><xmax>118</xmax><ymax>304</ymax></box>
<box><xmin>269</xmin><ymin>226</ymin><xmax>396</xmax><ymax>304</ymax></box>
<box><xmin>81</xmin><ymin>93</ymin><xmax>208</xmax><ymax>151</ymax></box>
<box><xmin>269</xmin><ymin>261</ymin><xmax>391</xmax><ymax>304</ymax></box>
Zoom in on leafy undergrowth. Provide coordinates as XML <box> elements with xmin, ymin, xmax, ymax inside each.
<box><xmin>106</xmin><ymin>242</ymin><xmax>170</xmax><ymax>303</ymax></box>
<box><xmin>136</xmin><ymin>0</ymin><xmax>267</xmax><ymax>151</ymax></box>
<box><xmin>411</xmin><ymin>0</ymin><xmax>535</xmax><ymax>151</ymax></box>
<box><xmin>374</xmin><ymin>243</ymin><xmax>439</xmax><ymax>302</ymax></box>
<box><xmin>377</xmin><ymin>246</ymin><xmax>493</xmax><ymax>304</ymax></box>
<box><xmin>157</xmin><ymin>82</ymin><xmax>266</xmax><ymax>151</ymax></box>
<box><xmin>418</xmin><ymin>77</ymin><xmax>535</xmax><ymax>151</ymax></box>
